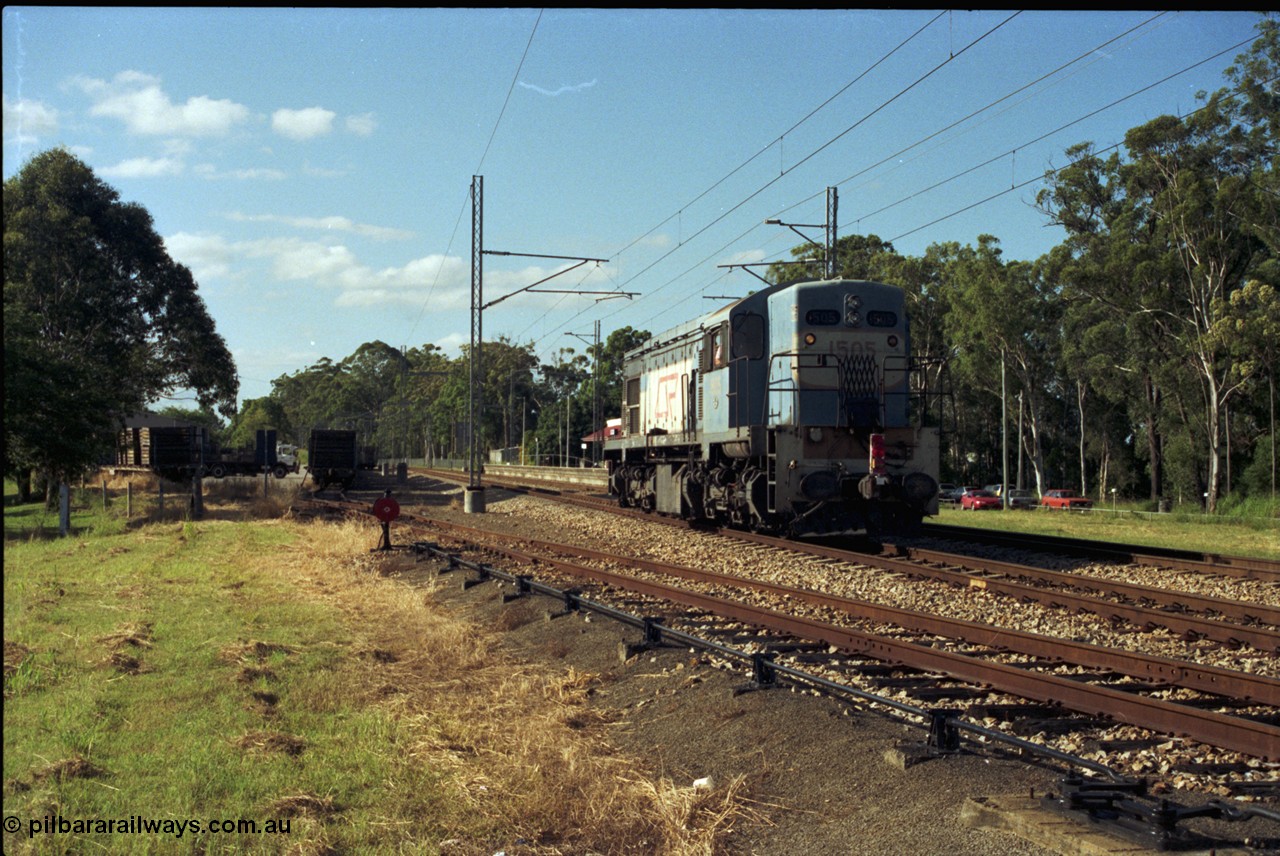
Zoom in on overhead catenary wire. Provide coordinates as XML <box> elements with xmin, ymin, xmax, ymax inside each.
<box><xmin>406</xmin><ymin>9</ymin><xmax>543</xmax><ymax>345</ymax></box>
<box><xmin>608</xmin><ymin>10</ymin><xmax>950</xmax><ymax>264</ymax></box>
<box><xmin>584</xmin><ymin>12</ymin><xmax>1025</xmax><ymax>323</ymax></box>
<box><xmin>413</xmin><ymin>12</ymin><xmax>1259</xmax><ymax>391</ymax></box>
<box><xmin>595</xmin><ymin>21</ymin><xmax>1261</xmax><ymax>332</ymax></box>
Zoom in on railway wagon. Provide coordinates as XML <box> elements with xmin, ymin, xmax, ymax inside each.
<box><xmin>116</xmin><ymin>426</ymin><xmax>209</xmax><ymax>481</ymax></box>
<box><xmin>603</xmin><ymin>278</ymin><xmax>941</xmax><ymax>537</ymax></box>
<box><xmin>307</xmin><ymin>429</ymin><xmax>360</xmax><ymax>490</ymax></box>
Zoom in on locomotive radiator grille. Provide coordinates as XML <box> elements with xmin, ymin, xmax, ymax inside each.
<box><xmin>838</xmin><ymin>354</ymin><xmax>880</xmax><ymax>429</ymax></box>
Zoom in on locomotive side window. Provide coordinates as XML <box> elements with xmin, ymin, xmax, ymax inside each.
<box><xmin>703</xmin><ymin>322</ymin><xmax>729</xmax><ymax>370</ymax></box>
<box><xmin>731</xmin><ymin>312</ymin><xmax>764</xmax><ymax>360</ymax></box>
<box><xmin>625</xmin><ymin>377</ymin><xmax>641</xmax><ymax>434</ymax></box>
<box><xmin>867</xmin><ymin>310</ymin><xmax>898</xmax><ymax>328</ymax></box>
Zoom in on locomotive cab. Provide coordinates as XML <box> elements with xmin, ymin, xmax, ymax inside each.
<box><xmin>764</xmin><ymin>280</ymin><xmax>939</xmax><ymax>535</ymax></box>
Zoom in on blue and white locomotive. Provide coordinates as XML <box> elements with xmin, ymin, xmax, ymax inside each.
<box><xmin>603</xmin><ymin>278</ymin><xmax>941</xmax><ymax>537</ymax></box>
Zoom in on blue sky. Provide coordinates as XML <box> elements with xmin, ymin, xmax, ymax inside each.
<box><xmin>3</xmin><ymin>9</ymin><xmax>1266</xmax><ymax>407</ymax></box>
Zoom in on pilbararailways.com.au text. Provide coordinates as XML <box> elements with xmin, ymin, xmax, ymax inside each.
<box><xmin>6</xmin><ymin>814</ymin><xmax>292</xmax><ymax>839</ymax></box>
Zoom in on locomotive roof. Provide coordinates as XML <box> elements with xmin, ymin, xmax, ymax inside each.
<box><xmin>628</xmin><ymin>278</ymin><xmax>898</xmax><ymax>357</ymax></box>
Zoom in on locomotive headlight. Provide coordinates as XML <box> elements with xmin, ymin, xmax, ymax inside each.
<box><xmin>844</xmin><ymin>293</ymin><xmax>863</xmax><ymax>327</ymax></box>
<box><xmin>803</xmin><ymin>333</ymin><xmax>816</xmax><ymax>346</ymax></box>
<box><xmin>888</xmin><ymin>335</ymin><xmax>899</xmax><ymax>348</ymax></box>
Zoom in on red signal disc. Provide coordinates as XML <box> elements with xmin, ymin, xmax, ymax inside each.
<box><xmin>372</xmin><ymin>497</ymin><xmax>400</xmax><ymax>522</ymax></box>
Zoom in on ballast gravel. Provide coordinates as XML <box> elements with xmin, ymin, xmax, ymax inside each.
<box><xmin>378</xmin><ymin>477</ymin><xmax>1279</xmax><ymax>851</ymax></box>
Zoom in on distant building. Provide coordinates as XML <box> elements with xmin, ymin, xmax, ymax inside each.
<box><xmin>581</xmin><ymin>417</ymin><xmax>623</xmax><ymax>445</ymax></box>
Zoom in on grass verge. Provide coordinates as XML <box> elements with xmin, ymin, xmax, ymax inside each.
<box><xmin>5</xmin><ymin>487</ymin><xmax>751</xmax><ymax>854</ymax></box>
<box><xmin>936</xmin><ymin>504</ymin><xmax>1279</xmax><ymax>559</ymax></box>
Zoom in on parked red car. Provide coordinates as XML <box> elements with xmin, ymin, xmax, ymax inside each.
<box><xmin>1040</xmin><ymin>490</ymin><xmax>1093</xmax><ymax>510</ymax></box>
<box><xmin>960</xmin><ymin>489</ymin><xmax>1002</xmax><ymax>510</ymax></box>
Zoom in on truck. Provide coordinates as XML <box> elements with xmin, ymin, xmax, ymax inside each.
<box><xmin>206</xmin><ymin>430</ymin><xmax>298</xmax><ymax>479</ymax></box>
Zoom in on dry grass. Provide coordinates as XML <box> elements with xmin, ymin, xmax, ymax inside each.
<box><xmin>4</xmin><ymin>641</ymin><xmax>31</xmax><ymax>678</ymax></box>
<box><xmin>97</xmin><ymin>621</ymin><xmax>153</xmax><ymax>650</ymax></box>
<box><xmin>282</xmin><ymin>518</ymin><xmax>756</xmax><ymax>854</ymax></box>
<box><xmin>639</xmin><ymin>774</ymin><xmax>767</xmax><ymax>855</ymax></box>
<box><xmin>268</xmin><ymin>792</ymin><xmax>337</xmax><ymax>818</ymax></box>
<box><xmin>235</xmin><ymin>730</ymin><xmax>307</xmax><ymax>757</ymax></box>
<box><xmin>84</xmin><ymin>468</ymin><xmax>299</xmax><ymax>524</ymax></box>
<box><xmin>33</xmin><ymin>756</ymin><xmax>107</xmax><ymax>783</ymax></box>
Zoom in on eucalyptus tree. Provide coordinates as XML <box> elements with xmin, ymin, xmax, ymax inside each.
<box><xmin>4</xmin><ymin>149</ymin><xmax>237</xmax><ymax>496</ymax></box>
<box><xmin>268</xmin><ymin>357</ymin><xmax>346</xmax><ymax>446</ymax></box>
<box><xmin>944</xmin><ymin>236</ymin><xmax>1062</xmax><ymax>496</ymax></box>
<box><xmin>1041</xmin><ymin>19</ymin><xmax>1276</xmax><ymax>510</ymax></box>
<box><xmin>1036</xmin><ymin>144</ymin><xmax>1184</xmax><ymax>501</ymax></box>
<box><xmin>223</xmin><ymin>398</ymin><xmax>291</xmax><ymax>449</ymax></box>
<box><xmin>765</xmin><ymin>233</ymin><xmax>899</xmax><ymax>284</ymax></box>
<box><xmin>530</xmin><ymin>347</ymin><xmax>589</xmax><ymax>465</ymax></box>
<box><xmin>595</xmin><ymin>325</ymin><xmax>652</xmax><ymax>423</ymax></box>
<box><xmin>1121</xmin><ymin>116</ymin><xmax>1265</xmax><ymax>509</ymax></box>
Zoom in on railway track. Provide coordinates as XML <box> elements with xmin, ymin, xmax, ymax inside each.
<box><xmin>421</xmin><ymin>465</ymin><xmax>1280</xmax><ymax>583</ymax></box>
<box><xmin>433</xmin><ymin>470</ymin><xmax>1280</xmax><ymax>655</ymax></box>
<box><xmin>295</xmin><ymin>487</ymin><xmax>1280</xmax><ymax>784</ymax></box>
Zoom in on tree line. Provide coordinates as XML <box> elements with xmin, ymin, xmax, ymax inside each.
<box><xmin>769</xmin><ymin>19</ymin><xmax>1278</xmax><ymax>512</ymax></box>
<box><xmin>5</xmin><ymin>19</ymin><xmax>1275</xmax><ymax>513</ymax></box>
<box><xmin>222</xmin><ymin>330</ymin><xmax>649</xmax><ymax>467</ymax></box>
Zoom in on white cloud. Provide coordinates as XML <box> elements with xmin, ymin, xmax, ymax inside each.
<box><xmin>74</xmin><ymin>71</ymin><xmax>250</xmax><ymax>137</ymax></box>
<box><xmin>163</xmin><ymin>230</ymin><xmax>615</xmax><ymax>316</ymax></box>
<box><xmin>721</xmin><ymin>248</ymin><xmax>767</xmax><ymax>266</ymax></box>
<box><xmin>99</xmin><ymin>156</ymin><xmax>184</xmax><ymax>179</ymax></box>
<box><xmin>271</xmin><ymin>107</ymin><xmax>335</xmax><ymax>141</ymax></box>
<box><xmin>345</xmin><ymin>113</ymin><xmax>376</xmax><ymax>136</ymax></box>
<box><xmin>226</xmin><ymin>212</ymin><xmax>413</xmax><ymax>241</ymax></box>
<box><xmin>194</xmin><ymin>163</ymin><xmax>287</xmax><ymax>181</ymax></box>
<box><xmin>518</xmin><ymin>79</ymin><xmax>598</xmax><ymax>97</ymax></box>
<box><xmin>3</xmin><ymin>94</ymin><xmax>59</xmax><ymax>145</ymax></box>
<box><xmin>638</xmin><ymin>233</ymin><xmax>673</xmax><ymax>250</ymax></box>
<box><xmin>164</xmin><ymin>232</ymin><xmax>236</xmax><ymax>280</ymax></box>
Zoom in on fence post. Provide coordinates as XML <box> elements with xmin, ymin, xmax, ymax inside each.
<box><xmin>102</xmin><ymin>479</ymin><xmax>108</xmax><ymax>510</ymax></box>
<box><xmin>59</xmin><ymin>483</ymin><xmax>70</xmax><ymax>536</ymax></box>
<box><xmin>127</xmin><ymin>482</ymin><xmax>133</xmax><ymax>518</ymax></box>
<box><xmin>191</xmin><ymin>475</ymin><xmax>204</xmax><ymax>520</ymax></box>
<box><xmin>158</xmin><ymin>482</ymin><xmax>165</xmax><ymax>516</ymax></box>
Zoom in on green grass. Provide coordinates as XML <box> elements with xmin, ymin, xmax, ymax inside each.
<box><xmin>936</xmin><ymin>503</ymin><xmax>1280</xmax><ymax>560</ymax></box>
<box><xmin>3</xmin><ymin>492</ymin><xmax>455</xmax><ymax>854</ymax></box>
<box><xmin>5</xmin><ymin>480</ymin><xmax>745</xmax><ymax>855</ymax></box>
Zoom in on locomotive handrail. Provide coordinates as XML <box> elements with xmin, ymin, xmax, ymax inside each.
<box><xmin>765</xmin><ymin>351</ymin><xmax>888</xmax><ymax>429</ymax></box>
<box><xmin>726</xmin><ymin>355</ymin><xmax>753</xmax><ymax>428</ymax></box>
